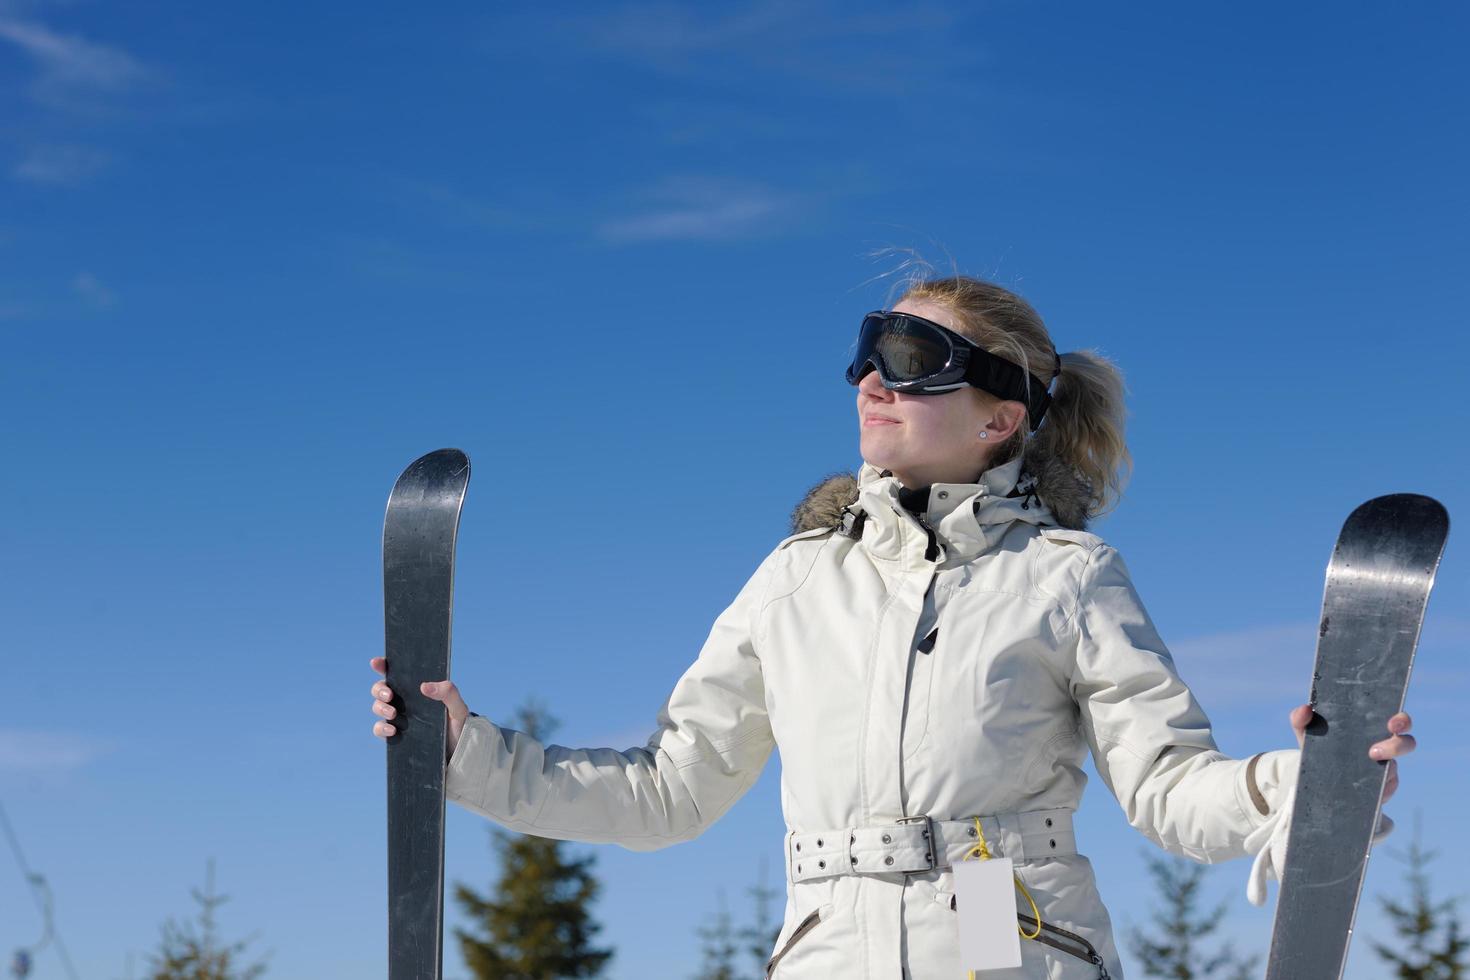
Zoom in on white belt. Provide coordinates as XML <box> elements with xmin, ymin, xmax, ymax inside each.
<box><xmin>786</xmin><ymin>809</ymin><xmax>1076</xmax><ymax>883</ymax></box>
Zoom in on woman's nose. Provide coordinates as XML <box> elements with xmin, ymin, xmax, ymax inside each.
<box><xmin>857</xmin><ymin>366</ymin><xmax>889</xmax><ymax>396</ymax></box>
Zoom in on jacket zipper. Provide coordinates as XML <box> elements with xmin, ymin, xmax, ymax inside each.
<box><xmin>915</xmin><ymin>511</ymin><xmax>940</xmax><ymax>562</ymax></box>
<box><xmin>765</xmin><ymin>909</ymin><xmax>822</xmax><ymax>978</ymax></box>
<box><xmin>948</xmin><ymin>898</ymin><xmax>1111</xmax><ymax>978</ymax></box>
<box><xmin>1018</xmin><ymin>913</ymin><xmax>1112</xmax><ymax>979</ymax></box>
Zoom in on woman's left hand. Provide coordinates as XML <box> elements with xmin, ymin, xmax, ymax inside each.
<box><xmin>1288</xmin><ymin>704</ymin><xmax>1415</xmax><ymax>804</ymax></box>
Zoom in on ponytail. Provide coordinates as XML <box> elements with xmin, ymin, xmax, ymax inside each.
<box><xmin>1023</xmin><ymin>349</ymin><xmax>1131</xmax><ymax>522</ymax></box>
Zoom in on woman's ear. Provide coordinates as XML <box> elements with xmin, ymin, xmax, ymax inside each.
<box><xmin>982</xmin><ymin>401</ymin><xmax>1027</xmax><ymax>442</ymax></box>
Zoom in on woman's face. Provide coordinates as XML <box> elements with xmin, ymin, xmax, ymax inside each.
<box><xmin>855</xmin><ymin>298</ymin><xmax>1022</xmax><ymax>488</ymax></box>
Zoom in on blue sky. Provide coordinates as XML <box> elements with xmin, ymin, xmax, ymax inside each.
<box><xmin>2</xmin><ymin>2</ymin><xmax>1466</xmax><ymax>978</ymax></box>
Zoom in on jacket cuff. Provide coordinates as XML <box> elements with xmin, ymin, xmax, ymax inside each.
<box><xmin>446</xmin><ymin>714</ymin><xmax>499</xmax><ymax>810</ymax></box>
<box><xmin>1238</xmin><ymin>748</ymin><xmax>1299</xmax><ymax>829</ymax></box>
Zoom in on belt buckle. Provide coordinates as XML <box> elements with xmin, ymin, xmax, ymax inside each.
<box><xmin>896</xmin><ymin>815</ymin><xmax>936</xmax><ymax>875</ymax></box>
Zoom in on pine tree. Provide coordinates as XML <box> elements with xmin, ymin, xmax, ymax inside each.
<box><xmin>690</xmin><ymin>855</ymin><xmax>784</xmax><ymax>980</ymax></box>
<box><xmin>737</xmin><ymin>855</ymin><xmax>782</xmax><ymax>978</ymax></box>
<box><xmin>453</xmin><ymin>699</ymin><xmax>613</xmax><ymax>979</ymax></box>
<box><xmin>145</xmin><ymin>859</ymin><xmax>269</xmax><ymax>980</ymax></box>
<box><xmin>692</xmin><ymin>888</ymin><xmax>738</xmax><ymax>980</ymax></box>
<box><xmin>1127</xmin><ymin>852</ymin><xmax>1257</xmax><ymax>980</ymax></box>
<box><xmin>1372</xmin><ymin>813</ymin><xmax>1468</xmax><ymax>980</ymax></box>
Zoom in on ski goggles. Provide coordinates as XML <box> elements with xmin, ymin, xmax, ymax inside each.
<box><xmin>845</xmin><ymin>310</ymin><xmax>1055</xmax><ymax>431</ymax></box>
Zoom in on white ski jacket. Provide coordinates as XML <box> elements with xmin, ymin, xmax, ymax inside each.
<box><xmin>446</xmin><ymin>455</ymin><xmax>1300</xmax><ymax>978</ymax></box>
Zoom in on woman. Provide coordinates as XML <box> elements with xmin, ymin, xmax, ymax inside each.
<box><xmin>369</xmin><ymin>276</ymin><xmax>1415</xmax><ymax>978</ymax></box>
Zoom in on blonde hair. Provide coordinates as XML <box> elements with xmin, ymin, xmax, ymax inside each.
<box><xmin>898</xmin><ymin>275</ymin><xmax>1132</xmax><ymax>521</ymax></box>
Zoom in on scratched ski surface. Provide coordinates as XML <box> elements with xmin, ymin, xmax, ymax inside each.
<box><xmin>384</xmin><ymin>449</ymin><xmax>470</xmax><ymax>980</ymax></box>
<box><xmin>1265</xmin><ymin>493</ymin><xmax>1448</xmax><ymax>980</ymax></box>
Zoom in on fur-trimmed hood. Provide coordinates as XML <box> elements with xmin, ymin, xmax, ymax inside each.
<box><xmin>789</xmin><ymin>444</ymin><xmax>1094</xmax><ymax>537</ymax></box>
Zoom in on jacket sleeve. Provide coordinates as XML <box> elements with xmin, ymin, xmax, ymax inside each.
<box><xmin>444</xmin><ymin>547</ymin><xmax>779</xmax><ymax>851</ymax></box>
<box><xmin>1069</xmin><ymin>543</ymin><xmax>1299</xmax><ymax>863</ymax></box>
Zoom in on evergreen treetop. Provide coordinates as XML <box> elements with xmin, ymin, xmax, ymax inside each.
<box><xmin>453</xmin><ymin>698</ymin><xmax>613</xmax><ymax>980</ymax></box>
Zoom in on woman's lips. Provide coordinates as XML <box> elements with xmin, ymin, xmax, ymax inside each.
<box><xmin>864</xmin><ymin>417</ymin><xmax>900</xmax><ymax>426</ymax></box>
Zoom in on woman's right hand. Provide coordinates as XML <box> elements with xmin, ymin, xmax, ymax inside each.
<box><xmin>369</xmin><ymin>656</ymin><xmax>473</xmax><ymax>757</ymax></box>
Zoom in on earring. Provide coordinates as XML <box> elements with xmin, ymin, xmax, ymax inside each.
<box><xmin>979</xmin><ymin>431</ymin><xmax>989</xmax><ymax>440</ymax></box>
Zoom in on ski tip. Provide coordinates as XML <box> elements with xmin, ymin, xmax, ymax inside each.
<box><xmin>391</xmin><ymin>448</ymin><xmax>471</xmax><ymax>485</ymax></box>
<box><xmin>383</xmin><ymin>449</ymin><xmax>473</xmax><ymax>528</ymax></box>
<box><xmin>1344</xmin><ymin>494</ymin><xmax>1448</xmax><ymax>535</ymax></box>
<box><xmin>1330</xmin><ymin>494</ymin><xmax>1449</xmax><ymax>586</ymax></box>
<box><xmin>412</xmin><ymin>447</ymin><xmax>469</xmax><ymax>471</ymax></box>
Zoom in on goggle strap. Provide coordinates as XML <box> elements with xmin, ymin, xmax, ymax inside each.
<box><xmin>961</xmin><ymin>344</ymin><xmax>1054</xmax><ymax>431</ymax></box>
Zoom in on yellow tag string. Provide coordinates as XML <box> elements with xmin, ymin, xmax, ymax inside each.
<box><xmin>962</xmin><ymin>815</ymin><xmax>993</xmax><ymax>861</ymax></box>
<box><xmin>963</xmin><ymin>817</ymin><xmax>1044</xmax><ymax>980</ymax></box>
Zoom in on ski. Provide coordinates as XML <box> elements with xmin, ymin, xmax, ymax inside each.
<box><xmin>384</xmin><ymin>449</ymin><xmax>471</xmax><ymax>980</ymax></box>
<box><xmin>1264</xmin><ymin>493</ymin><xmax>1449</xmax><ymax>980</ymax></box>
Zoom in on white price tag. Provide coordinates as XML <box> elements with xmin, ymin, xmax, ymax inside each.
<box><xmin>953</xmin><ymin>857</ymin><xmax>1023</xmax><ymax>971</ymax></box>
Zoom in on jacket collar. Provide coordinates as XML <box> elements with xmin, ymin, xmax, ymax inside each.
<box><xmin>789</xmin><ymin>447</ymin><xmax>1094</xmax><ymax>552</ymax></box>
<box><xmin>848</xmin><ymin>455</ymin><xmax>1054</xmax><ymax>564</ymax></box>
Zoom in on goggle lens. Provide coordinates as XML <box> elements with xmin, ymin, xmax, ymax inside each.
<box><xmin>850</xmin><ymin>314</ymin><xmax>953</xmax><ymax>384</ymax></box>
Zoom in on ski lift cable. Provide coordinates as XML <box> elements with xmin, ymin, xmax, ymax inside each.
<box><xmin>0</xmin><ymin>799</ymin><xmax>84</xmax><ymax>980</ymax></box>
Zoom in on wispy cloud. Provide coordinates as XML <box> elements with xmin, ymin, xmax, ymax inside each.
<box><xmin>554</xmin><ymin>0</ymin><xmax>966</xmax><ymax>93</ymax></box>
<box><xmin>1</xmin><ymin>15</ymin><xmax>152</xmax><ymax>187</ymax></box>
<box><xmin>1170</xmin><ymin>615</ymin><xmax>1470</xmax><ymax>712</ymax></box>
<box><xmin>0</xmin><ymin>729</ymin><xmax>114</xmax><ymax>772</ymax></box>
<box><xmin>13</xmin><ymin>142</ymin><xmax>109</xmax><ymax>184</ymax></box>
<box><xmin>568</xmin><ymin>2</ymin><xmax>826</xmax><ymax>58</ymax></box>
<box><xmin>71</xmin><ymin>271</ymin><xmax>116</xmax><ymax>308</ymax></box>
<box><xmin>391</xmin><ymin>177</ymin><xmax>522</xmax><ymax>230</ymax></box>
<box><xmin>598</xmin><ymin>176</ymin><xmax>800</xmax><ymax>244</ymax></box>
<box><xmin>0</xmin><ymin>16</ymin><xmax>149</xmax><ymax>109</ymax></box>
<box><xmin>1170</xmin><ymin>622</ymin><xmax>1317</xmax><ymax>708</ymax></box>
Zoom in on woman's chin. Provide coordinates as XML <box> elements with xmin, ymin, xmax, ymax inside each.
<box><xmin>858</xmin><ymin>439</ymin><xmax>904</xmax><ymax>474</ymax></box>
